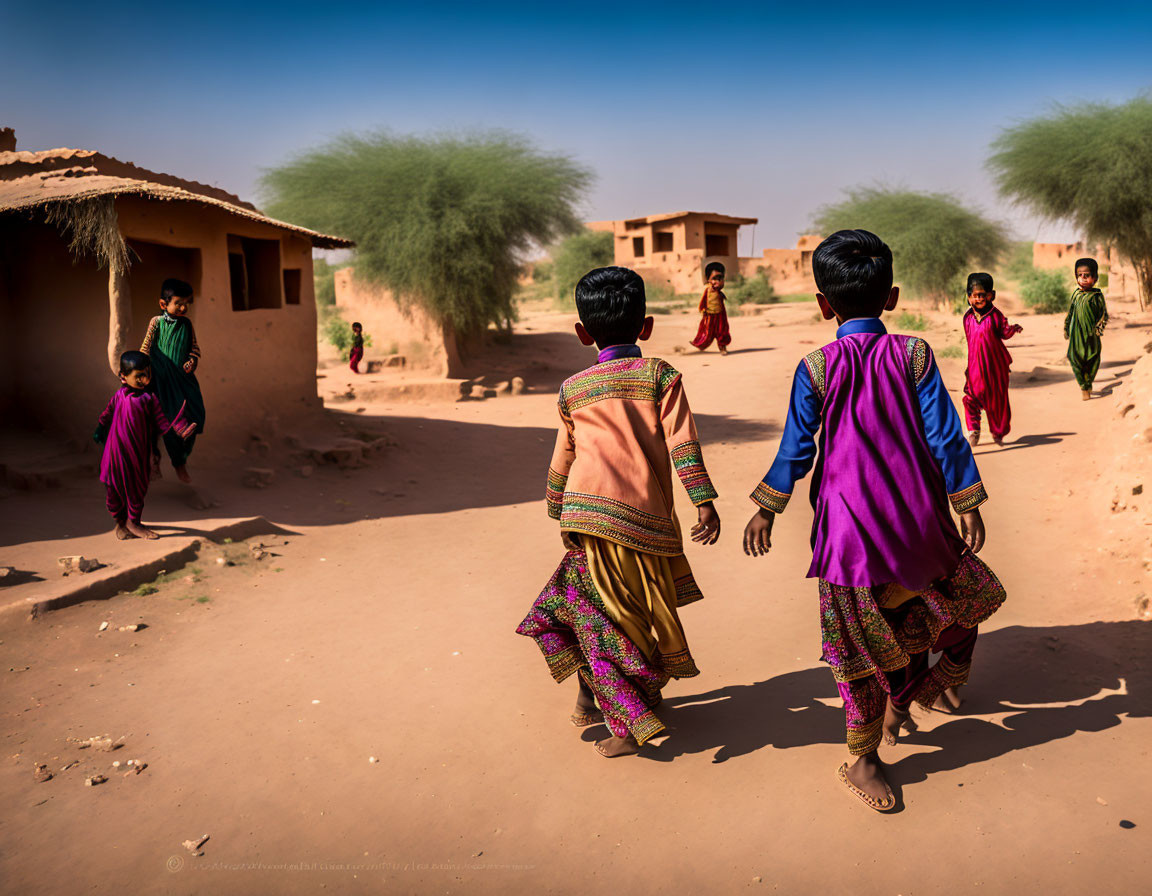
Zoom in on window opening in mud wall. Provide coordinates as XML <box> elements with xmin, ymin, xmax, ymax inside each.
<box><xmin>283</xmin><ymin>268</ymin><xmax>302</xmax><ymax>305</ymax></box>
<box><xmin>228</xmin><ymin>235</ymin><xmax>283</xmax><ymax>310</ymax></box>
<box><xmin>705</xmin><ymin>234</ymin><xmax>729</xmax><ymax>257</ymax></box>
<box><xmin>633</xmin><ymin>236</ymin><xmax>645</xmax><ymax>258</ymax></box>
<box><xmin>654</xmin><ymin>231</ymin><xmax>673</xmax><ymax>253</ymax></box>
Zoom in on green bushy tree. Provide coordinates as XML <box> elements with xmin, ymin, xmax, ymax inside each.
<box><xmin>551</xmin><ymin>229</ymin><xmax>614</xmax><ymax>303</ymax></box>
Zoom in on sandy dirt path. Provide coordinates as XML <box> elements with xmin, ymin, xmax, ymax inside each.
<box><xmin>2</xmin><ymin>300</ymin><xmax>1150</xmax><ymax>895</ymax></box>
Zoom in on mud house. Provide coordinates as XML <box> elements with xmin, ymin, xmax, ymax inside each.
<box><xmin>588</xmin><ymin>212</ymin><xmax>819</xmax><ymax>296</ymax></box>
<box><xmin>0</xmin><ymin>129</ymin><xmax>352</xmax><ymax>449</ymax></box>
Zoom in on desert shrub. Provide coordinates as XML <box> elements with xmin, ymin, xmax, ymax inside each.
<box><xmin>813</xmin><ymin>188</ymin><xmax>1008</xmax><ymax>307</ymax></box>
<box><xmin>894</xmin><ymin>311</ymin><xmax>930</xmax><ymax>331</ymax></box>
<box><xmin>728</xmin><ymin>268</ymin><xmax>778</xmax><ymax>305</ymax></box>
<box><xmin>1019</xmin><ymin>267</ymin><xmax>1070</xmax><ymax>314</ymax></box>
<box><xmin>263</xmin><ymin>131</ymin><xmax>592</xmax><ymax>340</ymax></box>
<box><xmin>552</xmin><ymin>230</ymin><xmax>614</xmax><ymax>303</ymax></box>
<box><xmin>320</xmin><ymin>306</ymin><xmax>371</xmax><ymax>359</ymax></box>
<box><xmin>531</xmin><ymin>260</ymin><xmax>554</xmax><ymax>283</ymax></box>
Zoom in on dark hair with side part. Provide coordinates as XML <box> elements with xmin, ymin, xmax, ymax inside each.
<box><xmin>119</xmin><ymin>350</ymin><xmax>152</xmax><ymax>376</ymax></box>
<box><xmin>966</xmin><ymin>272</ymin><xmax>994</xmax><ymax>294</ymax></box>
<box><xmin>1075</xmin><ymin>257</ymin><xmax>1099</xmax><ymax>277</ymax></box>
<box><xmin>352</xmin><ymin>321</ymin><xmax>362</xmax><ymax>329</ymax></box>
<box><xmin>811</xmin><ymin>229</ymin><xmax>894</xmax><ymax>319</ymax></box>
<box><xmin>704</xmin><ymin>261</ymin><xmax>726</xmax><ymax>278</ymax></box>
<box><xmin>161</xmin><ymin>278</ymin><xmax>193</xmax><ymax>303</ymax></box>
<box><xmin>574</xmin><ymin>266</ymin><xmax>647</xmax><ymax>348</ymax></box>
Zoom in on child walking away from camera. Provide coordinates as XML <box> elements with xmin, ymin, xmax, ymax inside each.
<box><xmin>95</xmin><ymin>351</ymin><xmax>196</xmax><ymax>540</ymax></box>
<box><xmin>349</xmin><ymin>322</ymin><xmax>365</xmax><ymax>373</ymax></box>
<box><xmin>742</xmin><ymin>230</ymin><xmax>1006</xmax><ymax>812</ymax></box>
<box><xmin>517</xmin><ymin>266</ymin><xmax>721</xmax><ymax>758</ymax></box>
<box><xmin>691</xmin><ymin>262</ymin><xmax>731</xmax><ymax>354</ymax></box>
<box><xmin>140</xmin><ymin>279</ymin><xmax>205</xmax><ymax>482</ymax></box>
<box><xmin>1064</xmin><ymin>257</ymin><xmax>1108</xmax><ymax>400</ymax></box>
<box><xmin>962</xmin><ymin>273</ymin><xmax>1023</xmax><ymax>446</ymax></box>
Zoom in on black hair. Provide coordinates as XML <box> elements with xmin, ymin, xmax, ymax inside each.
<box><xmin>966</xmin><ymin>272</ymin><xmax>994</xmax><ymax>294</ymax></box>
<box><xmin>811</xmin><ymin>229</ymin><xmax>894</xmax><ymax>319</ymax></box>
<box><xmin>352</xmin><ymin>321</ymin><xmax>362</xmax><ymax>329</ymax></box>
<box><xmin>1075</xmin><ymin>257</ymin><xmax>1099</xmax><ymax>277</ymax></box>
<box><xmin>704</xmin><ymin>261</ymin><xmax>726</xmax><ymax>278</ymax></box>
<box><xmin>161</xmin><ymin>278</ymin><xmax>193</xmax><ymax>303</ymax></box>
<box><xmin>574</xmin><ymin>266</ymin><xmax>647</xmax><ymax>348</ymax></box>
<box><xmin>119</xmin><ymin>350</ymin><xmax>152</xmax><ymax>376</ymax></box>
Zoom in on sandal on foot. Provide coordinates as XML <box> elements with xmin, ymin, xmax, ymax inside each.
<box><xmin>570</xmin><ymin>709</ymin><xmax>604</xmax><ymax>728</ymax></box>
<box><xmin>837</xmin><ymin>762</ymin><xmax>895</xmax><ymax>813</ymax></box>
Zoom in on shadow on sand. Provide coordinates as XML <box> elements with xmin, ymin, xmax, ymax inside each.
<box><xmin>604</xmin><ymin>621</ymin><xmax>1151</xmax><ymax>792</ymax></box>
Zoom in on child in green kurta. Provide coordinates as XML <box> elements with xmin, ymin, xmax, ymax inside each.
<box><xmin>140</xmin><ymin>279</ymin><xmax>206</xmax><ymax>482</ymax></box>
<box><xmin>1064</xmin><ymin>257</ymin><xmax>1109</xmax><ymax>401</ymax></box>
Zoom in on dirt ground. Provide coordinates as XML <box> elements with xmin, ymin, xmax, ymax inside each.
<box><xmin>2</xmin><ymin>296</ymin><xmax>1150</xmax><ymax>895</ymax></box>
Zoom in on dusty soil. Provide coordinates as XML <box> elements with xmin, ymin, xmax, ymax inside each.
<box><xmin>2</xmin><ymin>297</ymin><xmax>1150</xmax><ymax>894</ymax></box>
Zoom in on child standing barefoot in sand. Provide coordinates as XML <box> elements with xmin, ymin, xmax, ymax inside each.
<box><xmin>743</xmin><ymin>231</ymin><xmax>1006</xmax><ymax>812</ymax></box>
<box><xmin>95</xmin><ymin>352</ymin><xmax>196</xmax><ymax>540</ymax></box>
<box><xmin>690</xmin><ymin>262</ymin><xmax>731</xmax><ymax>355</ymax></box>
<box><xmin>140</xmin><ymin>279</ymin><xmax>205</xmax><ymax>482</ymax></box>
<box><xmin>962</xmin><ymin>273</ymin><xmax>1023</xmax><ymax>446</ymax></box>
<box><xmin>517</xmin><ymin>266</ymin><xmax>721</xmax><ymax>757</ymax></box>
<box><xmin>1064</xmin><ymin>257</ymin><xmax>1109</xmax><ymax>400</ymax></box>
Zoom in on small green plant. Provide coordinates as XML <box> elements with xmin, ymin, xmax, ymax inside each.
<box><xmin>645</xmin><ymin>280</ymin><xmax>677</xmax><ymax>305</ymax></box>
<box><xmin>938</xmin><ymin>343</ymin><xmax>964</xmax><ymax>359</ymax></box>
<box><xmin>196</xmin><ymin>596</ymin><xmax>211</xmax><ymax>604</ymax></box>
<box><xmin>727</xmin><ymin>268</ymin><xmax>778</xmax><ymax>305</ymax></box>
<box><xmin>894</xmin><ymin>311</ymin><xmax>930</xmax><ymax>331</ymax></box>
<box><xmin>1019</xmin><ymin>267</ymin><xmax>1069</xmax><ymax>314</ymax></box>
<box><xmin>132</xmin><ymin>583</ymin><xmax>159</xmax><ymax>596</ymax></box>
<box><xmin>321</xmin><ymin>307</ymin><xmax>372</xmax><ymax>360</ymax></box>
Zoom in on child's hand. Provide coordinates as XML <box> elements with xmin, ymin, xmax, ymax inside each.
<box><xmin>561</xmin><ymin>531</ymin><xmax>581</xmax><ymax>552</ymax></box>
<box><xmin>183</xmin><ymin>359</ymin><xmax>196</xmax><ymax>373</ymax></box>
<box><xmin>960</xmin><ymin>509</ymin><xmax>985</xmax><ymax>553</ymax></box>
<box><xmin>1012</xmin><ymin>324</ymin><xmax>1024</xmax><ymax>334</ymax></box>
<box><xmin>691</xmin><ymin>502</ymin><xmax>720</xmax><ymax>545</ymax></box>
<box><xmin>177</xmin><ymin>422</ymin><xmax>198</xmax><ymax>440</ymax></box>
<box><xmin>92</xmin><ymin>425</ymin><xmax>108</xmax><ymax>445</ymax></box>
<box><xmin>743</xmin><ymin>508</ymin><xmax>775</xmax><ymax>557</ymax></box>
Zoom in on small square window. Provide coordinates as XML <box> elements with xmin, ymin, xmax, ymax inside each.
<box><xmin>633</xmin><ymin>236</ymin><xmax>645</xmax><ymax>257</ymax></box>
<box><xmin>654</xmin><ymin>232</ymin><xmax>673</xmax><ymax>253</ymax></box>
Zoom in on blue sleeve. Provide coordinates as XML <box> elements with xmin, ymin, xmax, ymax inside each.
<box><xmin>750</xmin><ymin>359</ymin><xmax>821</xmax><ymax>512</ymax></box>
<box><xmin>915</xmin><ymin>345</ymin><xmax>988</xmax><ymax>512</ymax></box>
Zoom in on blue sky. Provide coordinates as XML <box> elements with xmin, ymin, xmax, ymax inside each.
<box><xmin>4</xmin><ymin>1</ymin><xmax>1151</xmax><ymax>250</ymax></box>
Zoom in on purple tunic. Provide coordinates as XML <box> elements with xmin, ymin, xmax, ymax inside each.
<box><xmin>97</xmin><ymin>387</ymin><xmax>182</xmax><ymax>508</ymax></box>
<box><xmin>807</xmin><ymin>332</ymin><xmax>966</xmax><ymax>590</ymax></box>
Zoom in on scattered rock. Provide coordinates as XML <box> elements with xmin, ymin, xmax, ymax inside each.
<box><xmin>368</xmin><ymin>756</ymin><xmax>378</xmax><ymax>764</ymax></box>
<box><xmin>58</xmin><ymin>556</ymin><xmax>99</xmax><ymax>575</ymax></box>
<box><xmin>84</xmin><ymin>774</ymin><xmax>107</xmax><ymax>787</ymax></box>
<box><xmin>117</xmin><ymin>624</ymin><xmax>140</xmax><ymax>633</ymax></box>
<box><xmin>183</xmin><ymin>834</ymin><xmax>210</xmax><ymax>856</ymax></box>
<box><xmin>98</xmin><ymin>621</ymin><xmax>109</xmax><ymax>632</ymax></box>
<box><xmin>297</xmin><ymin>464</ymin><xmax>315</xmax><ymax>478</ymax></box>
<box><xmin>69</xmin><ymin>735</ymin><xmax>122</xmax><ymax>752</ymax></box>
<box><xmin>494</xmin><ymin>381</ymin><xmax>511</xmax><ymax>394</ymax></box>
<box><xmin>1134</xmin><ymin>484</ymin><xmax>1144</xmax><ymax>496</ymax></box>
<box><xmin>510</xmin><ymin>376</ymin><xmax>526</xmax><ymax>395</ymax></box>
<box><xmin>247</xmin><ymin>437</ymin><xmax>271</xmax><ymax>458</ymax></box>
<box><xmin>0</xmin><ymin>566</ymin><xmax>12</xmax><ymax>579</ymax></box>
<box><xmin>470</xmin><ymin>384</ymin><xmax>488</xmax><ymax>400</ymax></box>
<box><xmin>1097</xmin><ymin>796</ymin><xmax>1109</xmax><ymax>806</ymax></box>
<box><xmin>33</xmin><ymin>763</ymin><xmax>52</xmax><ymax>783</ymax></box>
<box><xmin>241</xmin><ymin>467</ymin><xmax>275</xmax><ymax>489</ymax></box>
<box><xmin>59</xmin><ymin>761</ymin><xmax>78</xmax><ymax>772</ymax></box>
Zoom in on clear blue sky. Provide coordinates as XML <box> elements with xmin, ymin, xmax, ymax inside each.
<box><xmin>4</xmin><ymin>1</ymin><xmax>1151</xmax><ymax>251</ymax></box>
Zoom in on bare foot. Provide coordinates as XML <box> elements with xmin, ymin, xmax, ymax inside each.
<box><xmin>843</xmin><ymin>753</ymin><xmax>894</xmax><ymax>809</ymax></box>
<box><xmin>175</xmin><ymin>465</ymin><xmax>192</xmax><ymax>483</ymax></box>
<box><xmin>571</xmin><ymin>678</ymin><xmax>604</xmax><ymax>727</ymax></box>
<box><xmin>595</xmin><ymin>734</ymin><xmax>640</xmax><ymax>757</ymax></box>
<box><xmin>967</xmin><ymin>431</ymin><xmax>979</xmax><ymax>446</ymax></box>
<box><xmin>882</xmin><ymin>698</ymin><xmax>915</xmax><ymax>746</ymax></box>
<box><xmin>125</xmin><ymin>520</ymin><xmax>159</xmax><ymax>540</ymax></box>
<box><xmin>992</xmin><ymin>436</ymin><xmax>1005</xmax><ymax>446</ymax></box>
<box><xmin>114</xmin><ymin>522</ymin><xmax>136</xmax><ymax>540</ymax></box>
<box><xmin>719</xmin><ymin>348</ymin><xmax>729</xmax><ymax>356</ymax></box>
<box><xmin>1081</xmin><ymin>389</ymin><xmax>1092</xmax><ymax>401</ymax></box>
<box><xmin>934</xmin><ymin>686</ymin><xmax>964</xmax><ymax>713</ymax></box>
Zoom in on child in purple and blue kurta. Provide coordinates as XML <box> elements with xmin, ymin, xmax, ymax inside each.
<box><xmin>743</xmin><ymin>230</ymin><xmax>1006</xmax><ymax>813</ymax></box>
<box><xmin>95</xmin><ymin>351</ymin><xmax>196</xmax><ymax>540</ymax></box>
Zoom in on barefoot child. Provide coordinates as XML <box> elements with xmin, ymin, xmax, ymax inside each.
<box><xmin>690</xmin><ymin>262</ymin><xmax>731</xmax><ymax>354</ymax></box>
<box><xmin>140</xmin><ymin>279</ymin><xmax>205</xmax><ymax>482</ymax></box>
<box><xmin>962</xmin><ymin>273</ymin><xmax>1023</xmax><ymax>446</ymax></box>
<box><xmin>349</xmin><ymin>322</ymin><xmax>364</xmax><ymax>373</ymax></box>
<box><xmin>95</xmin><ymin>351</ymin><xmax>196</xmax><ymax>540</ymax></box>
<box><xmin>517</xmin><ymin>266</ymin><xmax>721</xmax><ymax>757</ymax></box>
<box><xmin>742</xmin><ymin>231</ymin><xmax>1006</xmax><ymax>812</ymax></box>
<box><xmin>1064</xmin><ymin>257</ymin><xmax>1108</xmax><ymax>400</ymax></box>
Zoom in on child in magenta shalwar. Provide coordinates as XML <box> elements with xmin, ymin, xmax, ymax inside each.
<box><xmin>743</xmin><ymin>230</ymin><xmax>1006</xmax><ymax>813</ymax></box>
<box><xmin>962</xmin><ymin>272</ymin><xmax>1023</xmax><ymax>446</ymax></box>
<box><xmin>95</xmin><ymin>351</ymin><xmax>196</xmax><ymax>540</ymax></box>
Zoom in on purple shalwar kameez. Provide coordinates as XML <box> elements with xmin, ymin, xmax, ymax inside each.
<box><xmin>96</xmin><ymin>387</ymin><xmax>192</xmax><ymax>523</ymax></box>
<box><xmin>751</xmin><ymin>318</ymin><xmax>1006</xmax><ymax>754</ymax></box>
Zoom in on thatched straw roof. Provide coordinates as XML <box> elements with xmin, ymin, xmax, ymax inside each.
<box><xmin>0</xmin><ymin>147</ymin><xmax>353</xmax><ymax>249</ymax></box>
